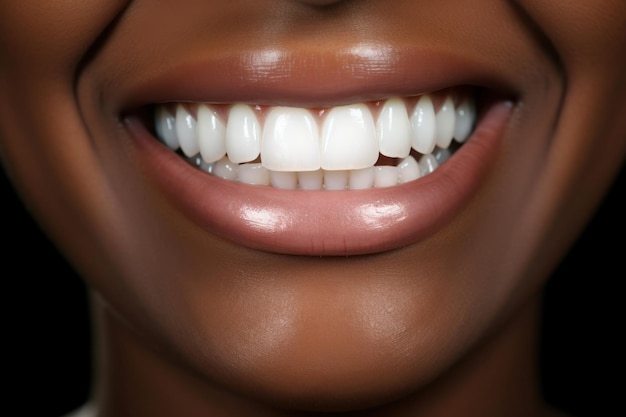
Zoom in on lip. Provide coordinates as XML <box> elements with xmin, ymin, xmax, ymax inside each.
<box><xmin>117</xmin><ymin>45</ymin><xmax>517</xmax><ymax>109</ymax></box>
<box><xmin>121</xmin><ymin>46</ymin><xmax>515</xmax><ymax>256</ymax></box>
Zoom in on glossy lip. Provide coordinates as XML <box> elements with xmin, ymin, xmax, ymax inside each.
<box><xmin>121</xmin><ymin>46</ymin><xmax>515</xmax><ymax>256</ymax></box>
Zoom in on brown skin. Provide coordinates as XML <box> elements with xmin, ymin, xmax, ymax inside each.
<box><xmin>1</xmin><ymin>1</ymin><xmax>625</xmax><ymax>416</ymax></box>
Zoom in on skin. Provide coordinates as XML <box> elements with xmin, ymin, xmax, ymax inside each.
<box><xmin>1</xmin><ymin>1</ymin><xmax>625</xmax><ymax>416</ymax></box>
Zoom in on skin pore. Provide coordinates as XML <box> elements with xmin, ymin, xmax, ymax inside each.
<box><xmin>1</xmin><ymin>1</ymin><xmax>625</xmax><ymax>416</ymax></box>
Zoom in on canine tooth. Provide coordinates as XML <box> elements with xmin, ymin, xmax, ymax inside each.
<box><xmin>374</xmin><ymin>166</ymin><xmax>398</xmax><ymax>188</ymax></box>
<box><xmin>198</xmin><ymin>104</ymin><xmax>226</xmax><ymax>164</ymax></box>
<box><xmin>454</xmin><ymin>97</ymin><xmax>476</xmax><ymax>143</ymax></box>
<box><xmin>298</xmin><ymin>170</ymin><xmax>324</xmax><ymax>190</ymax></box>
<box><xmin>176</xmin><ymin>104</ymin><xmax>200</xmax><ymax>157</ymax></box>
<box><xmin>376</xmin><ymin>98</ymin><xmax>411</xmax><ymax>158</ymax></box>
<box><xmin>397</xmin><ymin>156</ymin><xmax>421</xmax><ymax>184</ymax></box>
<box><xmin>270</xmin><ymin>171</ymin><xmax>298</xmax><ymax>190</ymax></box>
<box><xmin>349</xmin><ymin>167</ymin><xmax>375</xmax><ymax>190</ymax></box>
<box><xmin>321</xmin><ymin>104</ymin><xmax>379</xmax><ymax>171</ymax></box>
<box><xmin>212</xmin><ymin>156</ymin><xmax>239</xmax><ymax>181</ymax></box>
<box><xmin>435</xmin><ymin>96</ymin><xmax>456</xmax><ymax>149</ymax></box>
<box><xmin>410</xmin><ymin>95</ymin><xmax>437</xmax><ymax>155</ymax></box>
<box><xmin>418</xmin><ymin>154</ymin><xmax>439</xmax><ymax>176</ymax></box>
<box><xmin>261</xmin><ymin>107</ymin><xmax>320</xmax><ymax>172</ymax></box>
<box><xmin>226</xmin><ymin>104</ymin><xmax>261</xmax><ymax>163</ymax></box>
<box><xmin>238</xmin><ymin>163</ymin><xmax>270</xmax><ymax>185</ymax></box>
<box><xmin>155</xmin><ymin>106</ymin><xmax>179</xmax><ymax>150</ymax></box>
<box><xmin>324</xmin><ymin>170</ymin><xmax>349</xmax><ymax>190</ymax></box>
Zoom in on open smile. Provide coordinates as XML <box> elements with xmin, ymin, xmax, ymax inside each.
<box><xmin>152</xmin><ymin>89</ymin><xmax>477</xmax><ymax>190</ymax></box>
<box><xmin>123</xmin><ymin>45</ymin><xmax>516</xmax><ymax>257</ymax></box>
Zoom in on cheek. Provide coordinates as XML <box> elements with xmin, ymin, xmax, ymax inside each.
<box><xmin>513</xmin><ymin>0</ymin><xmax>626</xmax><ymax>70</ymax></box>
<box><xmin>0</xmin><ymin>1</ymin><xmax>131</xmax><ymax>79</ymax></box>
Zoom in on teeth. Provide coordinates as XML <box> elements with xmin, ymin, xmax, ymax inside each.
<box><xmin>154</xmin><ymin>92</ymin><xmax>477</xmax><ymax>190</ymax></box>
<box><xmin>238</xmin><ymin>163</ymin><xmax>270</xmax><ymax>186</ymax></box>
<box><xmin>198</xmin><ymin>104</ymin><xmax>226</xmax><ymax>163</ymax></box>
<box><xmin>225</xmin><ymin>104</ymin><xmax>261</xmax><ymax>164</ymax></box>
<box><xmin>397</xmin><ymin>156</ymin><xmax>421</xmax><ymax>184</ymax></box>
<box><xmin>320</xmin><ymin>104</ymin><xmax>379</xmax><ymax>171</ymax></box>
<box><xmin>453</xmin><ymin>96</ymin><xmax>476</xmax><ymax>143</ymax></box>
<box><xmin>262</xmin><ymin>107</ymin><xmax>320</xmax><ymax>171</ymax></box>
<box><xmin>435</xmin><ymin>96</ymin><xmax>455</xmax><ymax>149</ymax></box>
<box><xmin>155</xmin><ymin>106</ymin><xmax>179</xmax><ymax>150</ymax></box>
<box><xmin>410</xmin><ymin>95</ymin><xmax>437</xmax><ymax>155</ymax></box>
<box><xmin>374</xmin><ymin>166</ymin><xmax>399</xmax><ymax>188</ymax></box>
<box><xmin>176</xmin><ymin>104</ymin><xmax>200</xmax><ymax>157</ymax></box>
<box><xmin>376</xmin><ymin>98</ymin><xmax>411</xmax><ymax>158</ymax></box>
<box><xmin>349</xmin><ymin>167</ymin><xmax>375</xmax><ymax>190</ymax></box>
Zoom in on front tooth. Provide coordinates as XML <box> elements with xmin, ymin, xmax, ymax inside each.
<box><xmin>324</xmin><ymin>170</ymin><xmax>349</xmax><ymax>190</ymax></box>
<box><xmin>435</xmin><ymin>96</ymin><xmax>456</xmax><ymax>149</ymax></box>
<box><xmin>298</xmin><ymin>170</ymin><xmax>324</xmax><ymax>190</ymax></box>
<box><xmin>261</xmin><ymin>107</ymin><xmax>320</xmax><ymax>172</ymax></box>
<box><xmin>155</xmin><ymin>106</ymin><xmax>179</xmax><ymax>150</ymax></box>
<box><xmin>321</xmin><ymin>104</ymin><xmax>379</xmax><ymax>171</ymax></box>
<box><xmin>198</xmin><ymin>104</ymin><xmax>226</xmax><ymax>164</ymax></box>
<box><xmin>376</xmin><ymin>98</ymin><xmax>411</xmax><ymax>158</ymax></box>
<box><xmin>410</xmin><ymin>95</ymin><xmax>437</xmax><ymax>155</ymax></box>
<box><xmin>176</xmin><ymin>104</ymin><xmax>200</xmax><ymax>157</ymax></box>
<box><xmin>270</xmin><ymin>171</ymin><xmax>298</xmax><ymax>190</ymax></box>
<box><xmin>226</xmin><ymin>104</ymin><xmax>261</xmax><ymax>164</ymax></box>
<box><xmin>453</xmin><ymin>97</ymin><xmax>476</xmax><ymax>143</ymax></box>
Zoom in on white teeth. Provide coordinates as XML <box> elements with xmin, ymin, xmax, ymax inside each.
<box><xmin>324</xmin><ymin>170</ymin><xmax>349</xmax><ymax>190</ymax></box>
<box><xmin>212</xmin><ymin>156</ymin><xmax>239</xmax><ymax>181</ymax></box>
<box><xmin>225</xmin><ymin>104</ymin><xmax>261</xmax><ymax>164</ymax></box>
<box><xmin>261</xmin><ymin>107</ymin><xmax>320</xmax><ymax>172</ymax></box>
<box><xmin>453</xmin><ymin>96</ymin><xmax>476</xmax><ymax>143</ymax></box>
<box><xmin>435</xmin><ymin>96</ymin><xmax>456</xmax><ymax>149</ymax></box>
<box><xmin>418</xmin><ymin>154</ymin><xmax>439</xmax><ymax>176</ymax></box>
<box><xmin>198</xmin><ymin>104</ymin><xmax>226</xmax><ymax>164</ymax></box>
<box><xmin>397</xmin><ymin>156</ymin><xmax>421</xmax><ymax>184</ymax></box>
<box><xmin>176</xmin><ymin>105</ymin><xmax>200</xmax><ymax>157</ymax></box>
<box><xmin>154</xmin><ymin>92</ymin><xmax>478</xmax><ymax>190</ymax></box>
<box><xmin>410</xmin><ymin>95</ymin><xmax>437</xmax><ymax>155</ymax></box>
<box><xmin>376</xmin><ymin>98</ymin><xmax>411</xmax><ymax>158</ymax></box>
<box><xmin>155</xmin><ymin>106</ymin><xmax>179</xmax><ymax>150</ymax></box>
<box><xmin>320</xmin><ymin>104</ymin><xmax>379</xmax><ymax>171</ymax></box>
<box><xmin>270</xmin><ymin>171</ymin><xmax>298</xmax><ymax>190</ymax></box>
<box><xmin>298</xmin><ymin>170</ymin><xmax>324</xmax><ymax>190</ymax></box>
<box><xmin>349</xmin><ymin>167</ymin><xmax>375</xmax><ymax>190</ymax></box>
<box><xmin>374</xmin><ymin>166</ymin><xmax>399</xmax><ymax>188</ymax></box>
<box><xmin>238</xmin><ymin>163</ymin><xmax>270</xmax><ymax>186</ymax></box>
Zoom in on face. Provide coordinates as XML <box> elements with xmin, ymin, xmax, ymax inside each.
<box><xmin>1</xmin><ymin>0</ymin><xmax>625</xmax><ymax>412</ymax></box>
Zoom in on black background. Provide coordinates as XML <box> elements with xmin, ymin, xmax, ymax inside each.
<box><xmin>4</xmin><ymin>163</ymin><xmax>623</xmax><ymax>417</ymax></box>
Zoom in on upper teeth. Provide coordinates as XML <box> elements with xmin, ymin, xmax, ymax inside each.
<box><xmin>154</xmin><ymin>92</ymin><xmax>476</xmax><ymax>190</ymax></box>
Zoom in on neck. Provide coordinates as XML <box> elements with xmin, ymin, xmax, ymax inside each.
<box><xmin>88</xmin><ymin>294</ymin><xmax>547</xmax><ymax>417</ymax></box>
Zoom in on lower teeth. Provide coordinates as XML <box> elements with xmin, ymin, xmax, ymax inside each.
<box><xmin>184</xmin><ymin>145</ymin><xmax>455</xmax><ymax>191</ymax></box>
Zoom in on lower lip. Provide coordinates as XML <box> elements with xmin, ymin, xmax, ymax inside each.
<box><xmin>129</xmin><ymin>102</ymin><xmax>512</xmax><ymax>256</ymax></box>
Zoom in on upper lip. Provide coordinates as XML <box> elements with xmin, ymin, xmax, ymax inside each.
<box><xmin>115</xmin><ymin>42</ymin><xmax>517</xmax><ymax>112</ymax></box>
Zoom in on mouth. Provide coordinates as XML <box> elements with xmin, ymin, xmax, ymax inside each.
<box><xmin>123</xmin><ymin>48</ymin><xmax>515</xmax><ymax>257</ymax></box>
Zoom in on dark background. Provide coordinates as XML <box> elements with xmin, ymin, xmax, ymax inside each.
<box><xmin>4</xmin><ymin>163</ymin><xmax>623</xmax><ymax>417</ymax></box>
